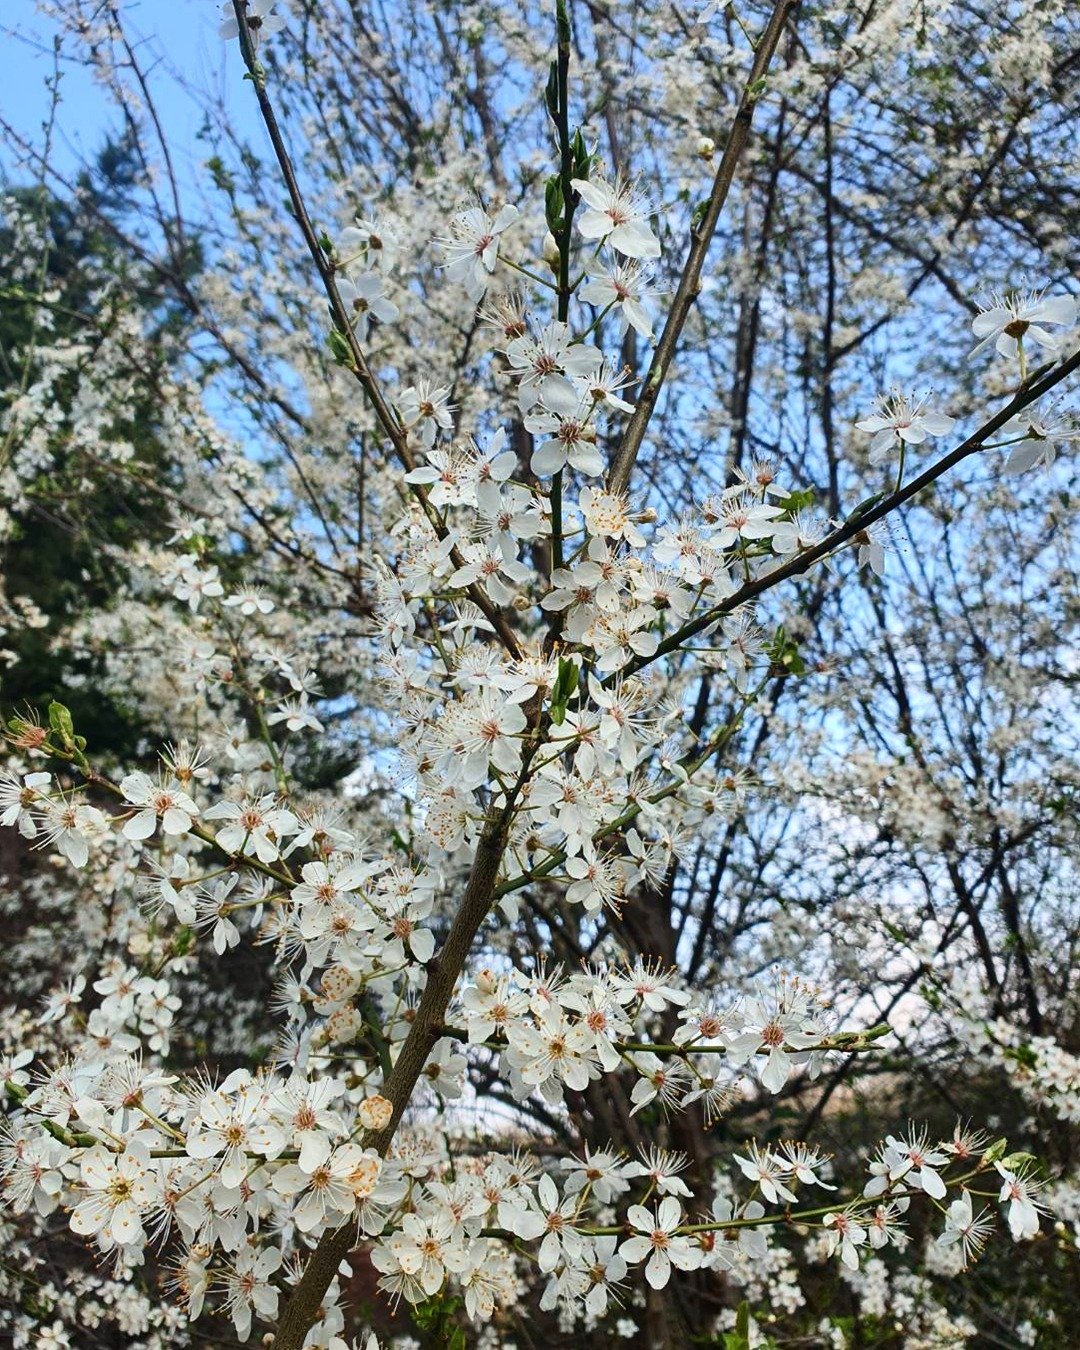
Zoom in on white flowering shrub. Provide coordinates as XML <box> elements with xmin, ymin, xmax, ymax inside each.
<box><xmin>1</xmin><ymin>1</ymin><xmax>1079</xmax><ymax>1347</ymax></box>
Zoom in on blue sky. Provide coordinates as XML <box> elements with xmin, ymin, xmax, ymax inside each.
<box><xmin>2</xmin><ymin>0</ymin><xmax>262</xmax><ymax>198</ymax></box>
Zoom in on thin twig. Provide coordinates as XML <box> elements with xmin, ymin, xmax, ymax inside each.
<box><xmin>608</xmin><ymin>0</ymin><xmax>800</xmax><ymax>494</ymax></box>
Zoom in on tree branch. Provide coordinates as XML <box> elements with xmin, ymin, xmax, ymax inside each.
<box><xmin>607</xmin><ymin>0</ymin><xmax>800</xmax><ymax>494</ymax></box>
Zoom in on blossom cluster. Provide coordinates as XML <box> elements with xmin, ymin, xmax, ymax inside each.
<box><xmin>1</xmin><ymin>14</ymin><xmax>1078</xmax><ymax>1343</ymax></box>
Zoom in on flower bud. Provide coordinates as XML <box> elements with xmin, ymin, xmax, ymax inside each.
<box><xmin>325</xmin><ymin>1004</ymin><xmax>364</xmax><ymax>1044</ymax></box>
<box><xmin>358</xmin><ymin>1094</ymin><xmax>394</xmax><ymax>1131</ymax></box>
<box><xmin>318</xmin><ymin>966</ymin><xmax>362</xmax><ymax>1005</ymax></box>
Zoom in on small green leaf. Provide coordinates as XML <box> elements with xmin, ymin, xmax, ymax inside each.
<box><xmin>1004</xmin><ymin>1043</ymin><xmax>1038</xmax><ymax>1069</ymax></box>
<box><xmin>981</xmin><ymin>1137</ymin><xmax>1009</xmax><ymax>1165</ymax></box>
<box><xmin>327</xmin><ymin>329</ymin><xmax>353</xmax><ymax>366</ymax></box>
<box><xmin>780</xmin><ymin>488</ymin><xmax>816</xmax><ymax>514</ymax></box>
<box><xmin>572</xmin><ymin>128</ymin><xmax>591</xmax><ymax>178</ymax></box>
<box><xmin>846</xmin><ymin>490</ymin><xmax>885</xmax><ymax>523</ymax></box>
<box><xmin>47</xmin><ymin>701</ymin><xmax>75</xmax><ymax>749</ymax></box>
<box><xmin>768</xmin><ymin>626</ymin><xmax>806</xmax><ymax>677</ymax></box>
<box><xmin>549</xmin><ymin>656</ymin><xmax>579</xmax><ymax>725</ymax></box>
<box><xmin>545</xmin><ymin>175</ymin><xmax>565</xmax><ymax>234</ymax></box>
<box><xmin>724</xmin><ymin>1300</ymin><xmax>752</xmax><ymax>1350</ymax></box>
<box><xmin>1000</xmin><ymin>1151</ymin><xmax>1038</xmax><ymax>1171</ymax></box>
<box><xmin>545</xmin><ymin>62</ymin><xmax>559</xmax><ymax>120</ymax></box>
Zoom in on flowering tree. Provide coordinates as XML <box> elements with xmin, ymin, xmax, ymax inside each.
<box><xmin>1</xmin><ymin>0</ymin><xmax>1078</xmax><ymax>1346</ymax></box>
